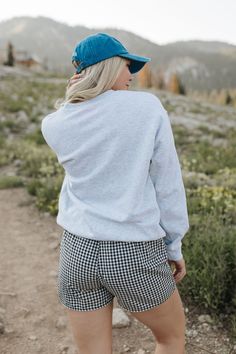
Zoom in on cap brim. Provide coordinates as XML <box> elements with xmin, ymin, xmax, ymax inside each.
<box><xmin>119</xmin><ymin>53</ymin><xmax>151</xmax><ymax>74</ymax></box>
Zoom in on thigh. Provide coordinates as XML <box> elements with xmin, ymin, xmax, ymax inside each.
<box><xmin>66</xmin><ymin>301</ymin><xmax>113</xmax><ymax>354</ymax></box>
<box><xmin>129</xmin><ymin>287</ymin><xmax>185</xmax><ymax>342</ymax></box>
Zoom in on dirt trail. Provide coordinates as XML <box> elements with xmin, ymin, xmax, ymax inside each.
<box><xmin>0</xmin><ymin>187</ymin><xmax>234</xmax><ymax>354</ymax></box>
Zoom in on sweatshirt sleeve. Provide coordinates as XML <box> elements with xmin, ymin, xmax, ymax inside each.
<box><xmin>149</xmin><ymin>106</ymin><xmax>189</xmax><ymax>261</ymax></box>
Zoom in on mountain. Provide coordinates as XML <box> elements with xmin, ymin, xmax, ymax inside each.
<box><xmin>0</xmin><ymin>16</ymin><xmax>236</xmax><ymax>91</ymax></box>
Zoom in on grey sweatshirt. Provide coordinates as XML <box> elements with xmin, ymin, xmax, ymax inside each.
<box><xmin>41</xmin><ymin>89</ymin><xmax>189</xmax><ymax>261</ymax></box>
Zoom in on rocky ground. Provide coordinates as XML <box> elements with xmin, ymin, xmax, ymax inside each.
<box><xmin>0</xmin><ymin>187</ymin><xmax>235</xmax><ymax>354</ymax></box>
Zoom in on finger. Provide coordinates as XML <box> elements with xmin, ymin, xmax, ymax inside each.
<box><xmin>72</xmin><ymin>74</ymin><xmax>81</xmax><ymax>79</ymax></box>
<box><xmin>68</xmin><ymin>74</ymin><xmax>80</xmax><ymax>82</ymax></box>
<box><xmin>174</xmin><ymin>268</ymin><xmax>186</xmax><ymax>277</ymax></box>
<box><xmin>174</xmin><ymin>270</ymin><xmax>186</xmax><ymax>283</ymax></box>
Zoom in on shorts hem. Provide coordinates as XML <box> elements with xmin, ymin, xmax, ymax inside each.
<box><xmin>58</xmin><ymin>296</ymin><xmax>114</xmax><ymax>312</ymax></box>
<box><xmin>117</xmin><ymin>283</ymin><xmax>177</xmax><ymax>313</ymax></box>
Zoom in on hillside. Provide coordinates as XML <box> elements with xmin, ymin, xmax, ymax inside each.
<box><xmin>0</xmin><ymin>71</ymin><xmax>236</xmax><ymax>353</ymax></box>
<box><xmin>0</xmin><ymin>16</ymin><xmax>236</xmax><ymax>90</ymax></box>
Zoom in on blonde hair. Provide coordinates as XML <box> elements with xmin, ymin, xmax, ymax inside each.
<box><xmin>55</xmin><ymin>56</ymin><xmax>128</xmax><ymax>108</ymax></box>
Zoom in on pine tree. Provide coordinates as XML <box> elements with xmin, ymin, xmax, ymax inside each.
<box><xmin>4</xmin><ymin>42</ymin><xmax>15</xmax><ymax>67</ymax></box>
<box><xmin>225</xmin><ymin>90</ymin><xmax>233</xmax><ymax>105</ymax></box>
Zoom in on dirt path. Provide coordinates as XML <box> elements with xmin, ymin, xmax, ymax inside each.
<box><xmin>0</xmin><ymin>187</ymin><xmax>235</xmax><ymax>354</ymax></box>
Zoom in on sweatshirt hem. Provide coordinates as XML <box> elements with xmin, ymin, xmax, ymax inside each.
<box><xmin>56</xmin><ymin>217</ymin><xmax>167</xmax><ymax>242</ymax></box>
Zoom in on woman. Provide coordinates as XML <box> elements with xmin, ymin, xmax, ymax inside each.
<box><xmin>41</xmin><ymin>32</ymin><xmax>189</xmax><ymax>354</ymax></box>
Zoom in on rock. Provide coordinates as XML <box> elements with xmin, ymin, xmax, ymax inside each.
<box><xmin>137</xmin><ymin>350</ymin><xmax>146</xmax><ymax>354</ymax></box>
<box><xmin>0</xmin><ymin>114</ymin><xmax>7</xmax><ymax>122</ymax></box>
<box><xmin>48</xmin><ymin>241</ymin><xmax>60</xmax><ymax>250</ymax></box>
<box><xmin>58</xmin><ymin>344</ymin><xmax>70</xmax><ymax>353</ymax></box>
<box><xmin>8</xmin><ymin>133</ymin><xmax>15</xmax><ymax>141</ymax></box>
<box><xmin>211</xmin><ymin>138</ymin><xmax>228</xmax><ymax>147</ymax></box>
<box><xmin>5</xmin><ymin>171</ymin><xmax>16</xmax><ymax>177</ymax></box>
<box><xmin>3</xmin><ymin>127</ymin><xmax>10</xmax><ymax>135</ymax></box>
<box><xmin>50</xmin><ymin>232</ymin><xmax>61</xmax><ymax>239</ymax></box>
<box><xmin>29</xmin><ymin>335</ymin><xmax>37</xmax><ymax>341</ymax></box>
<box><xmin>16</xmin><ymin>110</ymin><xmax>29</xmax><ymax>124</ymax></box>
<box><xmin>123</xmin><ymin>344</ymin><xmax>131</xmax><ymax>352</ymax></box>
<box><xmin>12</xmin><ymin>94</ymin><xmax>19</xmax><ymax>101</ymax></box>
<box><xmin>198</xmin><ymin>314</ymin><xmax>213</xmax><ymax>324</ymax></box>
<box><xmin>0</xmin><ymin>321</ymin><xmax>5</xmax><ymax>334</ymax></box>
<box><xmin>67</xmin><ymin>348</ymin><xmax>77</xmax><ymax>354</ymax></box>
<box><xmin>184</xmin><ymin>307</ymin><xmax>189</xmax><ymax>313</ymax></box>
<box><xmin>25</xmin><ymin>123</ymin><xmax>37</xmax><ymax>134</ymax></box>
<box><xmin>49</xmin><ymin>270</ymin><xmax>58</xmax><ymax>277</ymax></box>
<box><xmin>4</xmin><ymin>327</ymin><xmax>14</xmax><ymax>335</ymax></box>
<box><xmin>112</xmin><ymin>308</ymin><xmax>130</xmax><ymax>328</ymax></box>
<box><xmin>26</xmin><ymin>96</ymin><xmax>34</xmax><ymax>103</ymax></box>
<box><xmin>200</xmin><ymin>322</ymin><xmax>210</xmax><ymax>331</ymax></box>
<box><xmin>56</xmin><ymin>317</ymin><xmax>67</xmax><ymax>330</ymax></box>
<box><xmin>13</xmin><ymin>159</ymin><xmax>22</xmax><ymax>167</ymax></box>
<box><xmin>186</xmin><ymin>329</ymin><xmax>198</xmax><ymax>338</ymax></box>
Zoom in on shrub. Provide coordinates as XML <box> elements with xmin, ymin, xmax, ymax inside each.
<box><xmin>187</xmin><ymin>186</ymin><xmax>236</xmax><ymax>223</ymax></box>
<box><xmin>25</xmin><ymin>128</ymin><xmax>47</xmax><ymax>145</ymax></box>
<box><xmin>16</xmin><ymin>142</ymin><xmax>63</xmax><ymax>178</ymax></box>
<box><xmin>179</xmin><ymin>212</ymin><xmax>236</xmax><ymax>321</ymax></box>
<box><xmin>181</xmin><ymin>140</ymin><xmax>236</xmax><ymax>174</ymax></box>
<box><xmin>26</xmin><ymin>175</ymin><xmax>63</xmax><ymax>216</ymax></box>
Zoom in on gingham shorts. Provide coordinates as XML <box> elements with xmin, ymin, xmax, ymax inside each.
<box><xmin>57</xmin><ymin>229</ymin><xmax>177</xmax><ymax>312</ymax></box>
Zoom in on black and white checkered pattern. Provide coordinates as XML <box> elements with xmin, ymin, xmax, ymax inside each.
<box><xmin>57</xmin><ymin>230</ymin><xmax>176</xmax><ymax>312</ymax></box>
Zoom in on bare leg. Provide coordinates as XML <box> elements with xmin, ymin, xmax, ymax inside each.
<box><xmin>66</xmin><ymin>300</ymin><xmax>114</xmax><ymax>354</ymax></box>
<box><xmin>129</xmin><ymin>288</ymin><xmax>185</xmax><ymax>354</ymax></box>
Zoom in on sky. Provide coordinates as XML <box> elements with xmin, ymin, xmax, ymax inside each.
<box><xmin>1</xmin><ymin>0</ymin><xmax>236</xmax><ymax>46</ymax></box>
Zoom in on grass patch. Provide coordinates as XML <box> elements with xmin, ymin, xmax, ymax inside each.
<box><xmin>0</xmin><ymin>175</ymin><xmax>25</xmax><ymax>189</ymax></box>
<box><xmin>172</xmin><ymin>124</ymin><xmax>192</xmax><ymax>147</ymax></box>
<box><xmin>175</xmin><ymin>126</ymin><xmax>236</xmax><ymax>174</ymax></box>
<box><xmin>25</xmin><ymin>128</ymin><xmax>47</xmax><ymax>145</ymax></box>
<box><xmin>179</xmin><ymin>213</ymin><xmax>236</xmax><ymax>336</ymax></box>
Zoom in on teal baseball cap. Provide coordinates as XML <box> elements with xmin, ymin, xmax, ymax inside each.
<box><xmin>72</xmin><ymin>32</ymin><xmax>151</xmax><ymax>74</ymax></box>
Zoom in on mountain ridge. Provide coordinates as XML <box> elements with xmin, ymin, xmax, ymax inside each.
<box><xmin>0</xmin><ymin>16</ymin><xmax>236</xmax><ymax>90</ymax></box>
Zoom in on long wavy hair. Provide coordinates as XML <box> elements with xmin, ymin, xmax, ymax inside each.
<box><xmin>55</xmin><ymin>56</ymin><xmax>127</xmax><ymax>108</ymax></box>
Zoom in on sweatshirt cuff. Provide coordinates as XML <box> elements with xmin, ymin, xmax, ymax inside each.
<box><xmin>165</xmin><ymin>239</ymin><xmax>183</xmax><ymax>261</ymax></box>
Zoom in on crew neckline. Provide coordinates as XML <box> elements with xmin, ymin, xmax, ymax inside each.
<box><xmin>63</xmin><ymin>89</ymin><xmax>115</xmax><ymax>108</ymax></box>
